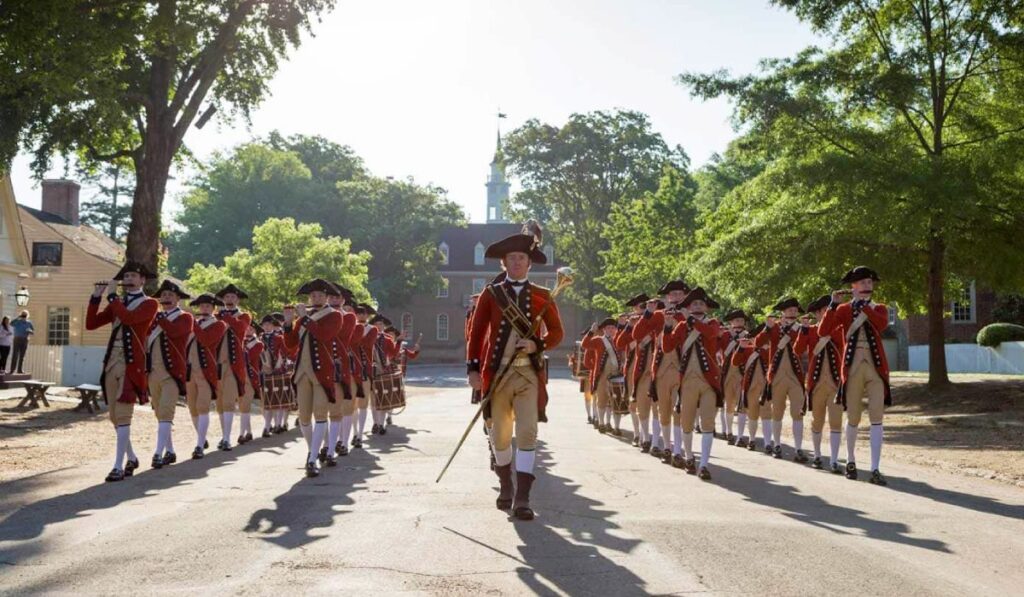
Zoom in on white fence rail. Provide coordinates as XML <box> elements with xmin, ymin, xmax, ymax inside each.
<box><xmin>18</xmin><ymin>345</ymin><xmax>105</xmax><ymax>385</ymax></box>
<box><xmin>908</xmin><ymin>341</ymin><xmax>1024</xmax><ymax>375</ymax></box>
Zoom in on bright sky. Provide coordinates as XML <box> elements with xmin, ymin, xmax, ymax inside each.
<box><xmin>10</xmin><ymin>0</ymin><xmax>819</xmax><ymax>224</ymax></box>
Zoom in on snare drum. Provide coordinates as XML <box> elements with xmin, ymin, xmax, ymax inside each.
<box><xmin>609</xmin><ymin>375</ymin><xmax>629</xmax><ymax>414</ymax></box>
<box><xmin>372</xmin><ymin>370</ymin><xmax>406</xmax><ymax>411</ymax></box>
<box><xmin>262</xmin><ymin>371</ymin><xmax>296</xmax><ymax>410</ymax></box>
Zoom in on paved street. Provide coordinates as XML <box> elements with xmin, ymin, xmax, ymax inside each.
<box><xmin>1</xmin><ymin>366</ymin><xmax>1022</xmax><ymax>596</ymax></box>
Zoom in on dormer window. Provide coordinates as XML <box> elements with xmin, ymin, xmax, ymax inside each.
<box><xmin>474</xmin><ymin>242</ymin><xmax>485</xmax><ymax>266</ymax></box>
<box><xmin>438</xmin><ymin>242</ymin><xmax>449</xmax><ymax>265</ymax></box>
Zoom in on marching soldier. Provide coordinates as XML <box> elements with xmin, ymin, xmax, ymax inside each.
<box><xmin>86</xmin><ymin>262</ymin><xmax>159</xmax><ymax>482</ymax></box>
<box><xmin>756</xmin><ymin>298</ymin><xmax>809</xmax><ymax>461</ymax></box>
<box><xmin>242</xmin><ymin>323</ymin><xmax>264</xmax><ymax>442</ymax></box>
<box><xmin>186</xmin><ymin>294</ymin><xmax>227</xmax><ymax>459</ymax></box>
<box><xmin>718</xmin><ymin>310</ymin><xmax>749</xmax><ymax>444</ymax></box>
<box><xmin>351</xmin><ymin>303</ymin><xmax>379</xmax><ymax>448</ymax></box>
<box><xmin>214</xmin><ymin>284</ymin><xmax>251</xmax><ymax>450</ymax></box>
<box><xmin>581</xmin><ymin>318</ymin><xmax>624</xmax><ymax>435</ymax></box>
<box><xmin>467</xmin><ymin>222</ymin><xmax>564</xmax><ymax>521</ymax></box>
<box><xmin>146</xmin><ymin>280</ymin><xmax>193</xmax><ymax>469</ymax></box>
<box><xmin>794</xmin><ymin>295</ymin><xmax>845</xmax><ymax>472</ymax></box>
<box><xmin>321</xmin><ymin>285</ymin><xmax>356</xmax><ymax>464</ymax></box>
<box><xmin>369</xmin><ymin>314</ymin><xmax>400</xmax><ymax>434</ymax></box>
<box><xmin>632</xmin><ymin>281</ymin><xmax>689</xmax><ymax>460</ymax></box>
<box><xmin>732</xmin><ymin>323</ymin><xmax>770</xmax><ymax>450</ymax></box>
<box><xmin>259</xmin><ymin>314</ymin><xmax>289</xmax><ymax>434</ymax></box>
<box><xmin>620</xmin><ymin>294</ymin><xmax>654</xmax><ymax>451</ymax></box>
<box><xmin>580</xmin><ymin>329</ymin><xmax>597</xmax><ymax>425</ymax></box>
<box><xmin>667</xmin><ymin>287</ymin><xmax>722</xmax><ymax>479</ymax></box>
<box><xmin>818</xmin><ymin>266</ymin><xmax>891</xmax><ymax>485</ymax></box>
<box><xmin>283</xmin><ymin>279</ymin><xmax>344</xmax><ymax>478</ymax></box>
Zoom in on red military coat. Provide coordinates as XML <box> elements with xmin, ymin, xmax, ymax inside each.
<box><xmin>355</xmin><ymin>324</ymin><xmax>379</xmax><ymax>381</ymax></box>
<box><xmin>284</xmin><ymin>307</ymin><xmax>343</xmax><ymax>401</ymax></box>
<box><xmin>260</xmin><ymin>329</ymin><xmax>289</xmax><ymax>373</ymax></box>
<box><xmin>731</xmin><ymin>344</ymin><xmax>770</xmax><ymax>408</ymax></box>
<box><xmin>755</xmin><ymin>322</ymin><xmax>804</xmax><ymax>383</ymax></box>
<box><xmin>818</xmin><ymin>300</ymin><xmax>892</xmax><ymax>405</ymax></box>
<box><xmin>467</xmin><ymin>281</ymin><xmax>564</xmax><ymax>422</ymax></box>
<box><xmin>793</xmin><ymin>322</ymin><xmax>844</xmax><ymax>395</ymax></box>
<box><xmin>330</xmin><ymin>311</ymin><xmax>358</xmax><ymax>391</ymax></box>
<box><xmin>668</xmin><ymin>315</ymin><xmax>723</xmax><ymax>395</ymax></box>
<box><xmin>632</xmin><ymin>309</ymin><xmax>687</xmax><ymax>378</ymax></box>
<box><xmin>190</xmin><ymin>316</ymin><xmax>227</xmax><ymax>390</ymax></box>
<box><xmin>244</xmin><ymin>337</ymin><xmax>264</xmax><ymax>397</ymax></box>
<box><xmin>718</xmin><ymin>327</ymin><xmax>746</xmax><ymax>386</ymax></box>
<box><xmin>216</xmin><ymin>309</ymin><xmax>251</xmax><ymax>393</ymax></box>
<box><xmin>147</xmin><ymin>307</ymin><xmax>194</xmax><ymax>394</ymax></box>
<box><xmin>581</xmin><ymin>331</ymin><xmax>623</xmax><ymax>389</ymax></box>
<box><xmin>87</xmin><ymin>293</ymin><xmax>159</xmax><ymax>404</ymax></box>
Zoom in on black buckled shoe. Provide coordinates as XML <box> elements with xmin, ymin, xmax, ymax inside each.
<box><xmin>192</xmin><ymin>446</ymin><xmax>204</xmax><ymax>459</ymax></box>
<box><xmin>794</xmin><ymin>450</ymin><xmax>809</xmax><ymax>463</ymax></box>
<box><xmin>650</xmin><ymin>446</ymin><xmax>663</xmax><ymax>458</ymax></box>
<box><xmin>671</xmin><ymin>454</ymin><xmax>685</xmax><ymax>469</ymax></box>
<box><xmin>869</xmin><ymin>469</ymin><xmax>888</xmax><ymax>486</ymax></box>
<box><xmin>736</xmin><ymin>437</ymin><xmax>749</xmax><ymax>448</ymax></box>
<box><xmin>237</xmin><ymin>434</ymin><xmax>248</xmax><ymax>445</ymax></box>
<box><xmin>386</xmin><ymin>414</ymin><xmax>393</xmax><ymax>425</ymax></box>
<box><xmin>727</xmin><ymin>434</ymin><xmax>737</xmax><ymax>445</ymax></box>
<box><xmin>325</xmin><ymin>455</ymin><xmax>338</xmax><ymax>468</ymax></box>
<box><xmin>631</xmin><ymin>436</ymin><xmax>639</xmax><ymax>447</ymax></box>
<box><xmin>151</xmin><ymin>455</ymin><xmax>163</xmax><ymax>469</ymax></box>
<box><xmin>685</xmin><ymin>457</ymin><xmax>697</xmax><ymax>475</ymax></box>
<box><xmin>747</xmin><ymin>439</ymin><xmax>758</xmax><ymax>451</ymax></box>
<box><xmin>352</xmin><ymin>437</ymin><xmax>363</xmax><ymax>449</ymax></box>
<box><xmin>318</xmin><ymin>447</ymin><xmax>328</xmax><ymax>463</ymax></box>
<box><xmin>105</xmin><ymin>468</ymin><xmax>125</xmax><ymax>482</ymax></box>
<box><xmin>641</xmin><ymin>440</ymin><xmax>651</xmax><ymax>453</ymax></box>
<box><xmin>204</xmin><ymin>440</ymin><xmax>210</xmax><ymax>449</ymax></box>
<box><xmin>764</xmin><ymin>443</ymin><xmax>773</xmax><ymax>456</ymax></box>
<box><xmin>830</xmin><ymin>461</ymin><xmax>842</xmax><ymax>475</ymax></box>
<box><xmin>613</xmin><ymin>428</ymin><xmax>623</xmax><ymax>437</ymax></box>
<box><xmin>337</xmin><ymin>444</ymin><xmax>349</xmax><ymax>457</ymax></box>
<box><xmin>662</xmin><ymin>451</ymin><xmax>673</xmax><ymax>465</ymax></box>
<box><xmin>305</xmin><ymin>461</ymin><xmax>320</xmax><ymax>478</ymax></box>
<box><xmin>371</xmin><ymin>423</ymin><xmax>381</xmax><ymax>435</ymax></box>
<box><xmin>379</xmin><ymin>425</ymin><xmax>387</xmax><ymax>435</ymax></box>
<box><xmin>845</xmin><ymin>462</ymin><xmax>858</xmax><ymax>480</ymax></box>
<box><xmin>598</xmin><ymin>424</ymin><xmax>608</xmax><ymax>435</ymax></box>
<box><xmin>811</xmin><ymin>456</ymin><xmax>823</xmax><ymax>469</ymax></box>
<box><xmin>124</xmin><ymin>457</ymin><xmax>139</xmax><ymax>477</ymax></box>
<box><xmin>162</xmin><ymin>452</ymin><xmax>177</xmax><ymax>466</ymax></box>
<box><xmin>773</xmin><ymin>445</ymin><xmax>783</xmax><ymax>459</ymax></box>
<box><xmin>261</xmin><ymin>428</ymin><xmax>272</xmax><ymax>438</ymax></box>
<box><xmin>698</xmin><ymin>466</ymin><xmax>712</xmax><ymax>481</ymax></box>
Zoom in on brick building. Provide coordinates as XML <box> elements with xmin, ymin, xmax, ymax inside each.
<box><xmin>378</xmin><ymin>137</ymin><xmax>586</xmax><ymax>363</ymax></box>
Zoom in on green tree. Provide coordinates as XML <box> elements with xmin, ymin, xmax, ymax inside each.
<box><xmin>76</xmin><ymin>161</ymin><xmax>134</xmax><ymax>241</ymax></box>
<box><xmin>596</xmin><ymin>165</ymin><xmax>700</xmax><ymax>312</ymax></box>
<box><xmin>186</xmin><ymin>217</ymin><xmax>371</xmax><ymax>317</ymax></box>
<box><xmin>0</xmin><ymin>0</ymin><xmax>336</xmax><ymax>275</ymax></box>
<box><xmin>502</xmin><ymin>110</ymin><xmax>685</xmax><ymax>314</ymax></box>
<box><xmin>680</xmin><ymin>0</ymin><xmax>1024</xmax><ymax>387</ymax></box>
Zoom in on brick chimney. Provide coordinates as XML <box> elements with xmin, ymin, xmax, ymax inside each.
<box><xmin>41</xmin><ymin>179</ymin><xmax>81</xmax><ymax>226</ymax></box>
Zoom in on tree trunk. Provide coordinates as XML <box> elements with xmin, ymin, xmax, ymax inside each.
<box><xmin>926</xmin><ymin>233</ymin><xmax>950</xmax><ymax>388</ymax></box>
<box><xmin>126</xmin><ymin>134</ymin><xmax>175</xmax><ymax>278</ymax></box>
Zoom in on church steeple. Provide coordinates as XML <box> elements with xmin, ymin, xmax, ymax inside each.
<box><xmin>486</xmin><ymin>127</ymin><xmax>510</xmax><ymax>223</ymax></box>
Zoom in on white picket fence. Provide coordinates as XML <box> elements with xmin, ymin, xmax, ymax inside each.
<box><xmin>908</xmin><ymin>341</ymin><xmax>1024</xmax><ymax>375</ymax></box>
<box><xmin>20</xmin><ymin>344</ymin><xmax>106</xmax><ymax>386</ymax></box>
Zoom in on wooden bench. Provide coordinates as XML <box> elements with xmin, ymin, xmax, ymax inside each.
<box><xmin>17</xmin><ymin>381</ymin><xmax>55</xmax><ymax>409</ymax></box>
<box><xmin>73</xmin><ymin>384</ymin><xmax>104</xmax><ymax>414</ymax></box>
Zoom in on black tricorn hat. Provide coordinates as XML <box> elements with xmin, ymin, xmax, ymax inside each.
<box><xmin>271</xmin><ymin>312</ymin><xmax>285</xmax><ymax>325</ymax></box>
<box><xmin>598</xmin><ymin>317</ymin><xmax>617</xmax><ymax>328</ymax></box>
<box><xmin>151</xmin><ymin>279</ymin><xmax>190</xmax><ymax>299</ymax></box>
<box><xmin>333</xmin><ymin>282</ymin><xmax>354</xmax><ymax>300</ymax></box>
<box><xmin>215</xmin><ymin>283</ymin><xmax>248</xmax><ymax>300</ymax></box>
<box><xmin>625</xmin><ymin>293</ymin><xmax>650</xmax><ymax>307</ymax></box>
<box><xmin>369</xmin><ymin>314</ymin><xmax>391</xmax><ymax>325</ymax></box>
<box><xmin>260</xmin><ymin>314</ymin><xmax>277</xmax><ymax>325</ymax></box>
<box><xmin>723</xmin><ymin>309</ymin><xmax>748</xmax><ymax>322</ymax></box>
<box><xmin>484</xmin><ymin>220</ymin><xmax>547</xmax><ymax>264</ymax></box>
<box><xmin>189</xmin><ymin>293</ymin><xmax>223</xmax><ymax>307</ymax></box>
<box><xmin>680</xmin><ymin>287</ymin><xmax>720</xmax><ymax>309</ymax></box>
<box><xmin>297</xmin><ymin>278</ymin><xmax>341</xmax><ymax>296</ymax></box>
<box><xmin>841</xmin><ymin>266</ymin><xmax>880</xmax><ymax>284</ymax></box>
<box><xmin>773</xmin><ymin>297</ymin><xmax>803</xmax><ymax>313</ymax></box>
<box><xmin>357</xmin><ymin>302</ymin><xmax>377</xmax><ymax>315</ymax></box>
<box><xmin>657</xmin><ymin>279</ymin><xmax>690</xmax><ymax>295</ymax></box>
<box><xmin>806</xmin><ymin>294</ymin><xmax>831</xmax><ymax>312</ymax></box>
<box><xmin>113</xmin><ymin>261</ymin><xmax>157</xmax><ymax>281</ymax></box>
<box><xmin>384</xmin><ymin>326</ymin><xmax>400</xmax><ymax>335</ymax></box>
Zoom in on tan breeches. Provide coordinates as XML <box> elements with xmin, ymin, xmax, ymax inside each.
<box><xmin>489</xmin><ymin>367</ymin><xmax>539</xmax><ymax>452</ymax></box>
<box><xmin>186</xmin><ymin>378</ymin><xmax>213</xmax><ymax>417</ymax></box>
<box><xmin>334</xmin><ymin>382</ymin><xmax>357</xmax><ymax>417</ymax></box>
<box><xmin>594</xmin><ymin>378</ymin><xmax>610</xmax><ymax>410</ymax></box>
<box><xmin>216</xmin><ymin>374</ymin><xmax>240</xmax><ymax>414</ymax></box>
<box><xmin>239</xmin><ymin>381</ymin><xmax>254</xmax><ymax>414</ymax></box>
<box><xmin>104</xmin><ymin>359</ymin><xmax>134</xmax><ymax>426</ymax></box>
<box><xmin>654</xmin><ymin>369</ymin><xmax>680</xmax><ymax>426</ymax></box>
<box><xmin>679</xmin><ymin>373</ymin><xmax>717</xmax><ymax>433</ymax></box>
<box><xmin>634</xmin><ymin>372</ymin><xmax>653</xmax><ymax>420</ymax></box>
<box><xmin>723</xmin><ymin>372</ymin><xmax>741</xmax><ymax>419</ymax></box>
<box><xmin>582</xmin><ymin>378</ymin><xmax>592</xmax><ymax>401</ymax></box>
<box><xmin>148</xmin><ymin>373</ymin><xmax>179</xmax><ymax>422</ymax></box>
<box><xmin>810</xmin><ymin>380</ymin><xmax>843</xmax><ymax>432</ymax></box>
<box><xmin>742</xmin><ymin>375</ymin><xmax>767</xmax><ymax>421</ymax></box>
<box><xmin>359</xmin><ymin>380</ymin><xmax>371</xmax><ymax>410</ymax></box>
<box><xmin>846</xmin><ymin>357</ymin><xmax>886</xmax><ymax>426</ymax></box>
<box><xmin>296</xmin><ymin>374</ymin><xmax>330</xmax><ymax>425</ymax></box>
<box><xmin>770</xmin><ymin>373</ymin><xmax>805</xmax><ymax>421</ymax></box>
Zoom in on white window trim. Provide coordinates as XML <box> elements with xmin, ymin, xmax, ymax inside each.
<box><xmin>887</xmin><ymin>305</ymin><xmax>897</xmax><ymax>327</ymax></box>
<box><xmin>951</xmin><ymin>282</ymin><xmax>976</xmax><ymax>324</ymax></box>
<box><xmin>401</xmin><ymin>312</ymin><xmax>413</xmax><ymax>339</ymax></box>
<box><xmin>437</xmin><ymin>277</ymin><xmax>449</xmax><ymax>298</ymax></box>
<box><xmin>474</xmin><ymin>242</ymin><xmax>485</xmax><ymax>266</ymax></box>
<box><xmin>438</xmin><ymin>242</ymin><xmax>449</xmax><ymax>265</ymax></box>
<box><xmin>472</xmin><ymin>277</ymin><xmax>487</xmax><ymax>294</ymax></box>
<box><xmin>436</xmin><ymin>313</ymin><xmax>449</xmax><ymax>341</ymax></box>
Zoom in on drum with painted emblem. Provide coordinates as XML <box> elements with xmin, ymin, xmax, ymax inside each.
<box><xmin>609</xmin><ymin>375</ymin><xmax>629</xmax><ymax>414</ymax></box>
<box><xmin>371</xmin><ymin>368</ymin><xmax>406</xmax><ymax>411</ymax></box>
<box><xmin>262</xmin><ymin>370</ymin><xmax>296</xmax><ymax>410</ymax></box>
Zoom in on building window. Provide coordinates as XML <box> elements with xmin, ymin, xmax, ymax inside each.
<box><xmin>489</xmin><ymin>207</ymin><xmax>497</xmax><ymax>221</ymax></box>
<box><xmin>887</xmin><ymin>306</ymin><xmax>897</xmax><ymax>327</ymax></box>
<box><xmin>473</xmin><ymin>278</ymin><xmax>487</xmax><ymax>294</ymax></box>
<box><xmin>543</xmin><ymin>244</ymin><xmax>554</xmax><ymax>263</ymax></box>
<box><xmin>438</xmin><ymin>242</ymin><xmax>449</xmax><ymax>265</ymax></box>
<box><xmin>952</xmin><ymin>282</ymin><xmax>976</xmax><ymax>323</ymax></box>
<box><xmin>47</xmin><ymin>306</ymin><xmax>71</xmax><ymax>345</ymax></box>
<box><xmin>32</xmin><ymin>242</ymin><xmax>63</xmax><ymax>266</ymax></box>
<box><xmin>474</xmin><ymin>242</ymin><xmax>485</xmax><ymax>266</ymax></box>
<box><xmin>436</xmin><ymin>313</ymin><xmax>449</xmax><ymax>341</ymax></box>
<box><xmin>437</xmin><ymin>277</ymin><xmax>449</xmax><ymax>298</ymax></box>
<box><xmin>401</xmin><ymin>313</ymin><xmax>413</xmax><ymax>339</ymax></box>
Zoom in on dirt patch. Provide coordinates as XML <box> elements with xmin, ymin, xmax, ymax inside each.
<box><xmin>881</xmin><ymin>373</ymin><xmax>1024</xmax><ymax>487</ymax></box>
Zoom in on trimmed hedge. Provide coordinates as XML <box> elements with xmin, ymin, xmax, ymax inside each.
<box><xmin>976</xmin><ymin>323</ymin><xmax>1024</xmax><ymax>348</ymax></box>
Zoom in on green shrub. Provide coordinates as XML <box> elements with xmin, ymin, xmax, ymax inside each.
<box><xmin>976</xmin><ymin>323</ymin><xmax>1024</xmax><ymax>348</ymax></box>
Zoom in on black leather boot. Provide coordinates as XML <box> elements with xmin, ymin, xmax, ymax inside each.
<box><xmin>495</xmin><ymin>464</ymin><xmax>514</xmax><ymax>510</ymax></box>
<box><xmin>512</xmin><ymin>472</ymin><xmax>536</xmax><ymax>521</ymax></box>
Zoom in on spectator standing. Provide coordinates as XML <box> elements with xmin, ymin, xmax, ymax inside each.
<box><xmin>0</xmin><ymin>317</ymin><xmax>12</xmax><ymax>372</ymax></box>
<box><xmin>10</xmin><ymin>311</ymin><xmax>34</xmax><ymax>374</ymax></box>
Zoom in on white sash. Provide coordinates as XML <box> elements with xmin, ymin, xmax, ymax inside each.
<box><xmin>776</xmin><ymin>326</ymin><xmax>795</xmax><ymax>352</ymax></box>
<box><xmin>846</xmin><ymin>310</ymin><xmax>869</xmax><ymax>340</ymax></box>
<box><xmin>744</xmin><ymin>350</ymin><xmax>761</xmax><ymax>369</ymax></box>
<box><xmin>600</xmin><ymin>335</ymin><xmax>620</xmax><ymax>372</ymax></box>
<box><xmin>147</xmin><ymin>308</ymin><xmax>182</xmax><ymax>349</ymax></box>
<box><xmin>682</xmin><ymin>329</ymin><xmax>701</xmax><ymax>355</ymax></box>
<box><xmin>812</xmin><ymin>335</ymin><xmax>832</xmax><ymax>357</ymax></box>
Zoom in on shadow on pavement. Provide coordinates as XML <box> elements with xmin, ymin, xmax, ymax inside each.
<box><xmin>881</xmin><ymin>475</ymin><xmax>1024</xmax><ymax>521</ymax></box>
<box><xmin>712</xmin><ymin>466</ymin><xmax>951</xmax><ymax>553</ymax></box>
